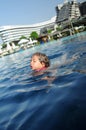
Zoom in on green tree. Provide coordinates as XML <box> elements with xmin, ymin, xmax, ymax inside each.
<box><xmin>56</xmin><ymin>26</ymin><xmax>62</xmax><ymax>31</ymax></box>
<box><xmin>30</xmin><ymin>31</ymin><xmax>39</xmax><ymax>40</ymax></box>
<box><xmin>2</xmin><ymin>43</ymin><xmax>7</xmax><ymax>49</ymax></box>
<box><xmin>19</xmin><ymin>35</ymin><xmax>27</xmax><ymax>40</ymax></box>
<box><xmin>47</xmin><ymin>29</ymin><xmax>52</xmax><ymax>34</ymax></box>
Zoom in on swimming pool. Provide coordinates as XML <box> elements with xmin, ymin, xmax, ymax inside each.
<box><xmin>0</xmin><ymin>32</ymin><xmax>86</xmax><ymax>130</ymax></box>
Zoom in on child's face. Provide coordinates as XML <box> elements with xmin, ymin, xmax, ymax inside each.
<box><xmin>30</xmin><ymin>55</ymin><xmax>45</xmax><ymax>71</ymax></box>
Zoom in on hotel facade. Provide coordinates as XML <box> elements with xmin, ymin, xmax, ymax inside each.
<box><xmin>56</xmin><ymin>0</ymin><xmax>81</xmax><ymax>23</ymax></box>
<box><xmin>0</xmin><ymin>17</ymin><xmax>56</xmax><ymax>44</ymax></box>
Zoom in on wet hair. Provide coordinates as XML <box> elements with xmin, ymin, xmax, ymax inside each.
<box><xmin>32</xmin><ymin>52</ymin><xmax>50</xmax><ymax>67</ymax></box>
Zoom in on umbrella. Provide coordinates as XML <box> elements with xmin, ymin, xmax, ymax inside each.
<box><xmin>6</xmin><ymin>43</ymin><xmax>12</xmax><ymax>51</ymax></box>
<box><xmin>27</xmin><ymin>39</ymin><xmax>37</xmax><ymax>44</ymax></box>
<box><xmin>32</xmin><ymin>40</ymin><xmax>37</xmax><ymax>43</ymax></box>
<box><xmin>18</xmin><ymin>39</ymin><xmax>29</xmax><ymax>44</ymax></box>
<box><xmin>0</xmin><ymin>46</ymin><xmax>2</xmax><ymax>54</ymax></box>
<box><xmin>0</xmin><ymin>45</ymin><xmax>2</xmax><ymax>49</ymax></box>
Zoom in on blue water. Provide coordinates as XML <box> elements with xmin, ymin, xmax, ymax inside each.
<box><xmin>0</xmin><ymin>32</ymin><xmax>86</xmax><ymax>130</ymax></box>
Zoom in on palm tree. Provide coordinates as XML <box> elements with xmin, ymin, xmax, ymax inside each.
<box><xmin>30</xmin><ymin>31</ymin><xmax>39</xmax><ymax>40</ymax></box>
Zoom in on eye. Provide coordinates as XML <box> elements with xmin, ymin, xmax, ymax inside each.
<box><xmin>33</xmin><ymin>60</ymin><xmax>36</xmax><ymax>62</ymax></box>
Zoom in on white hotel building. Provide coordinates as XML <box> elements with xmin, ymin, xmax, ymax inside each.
<box><xmin>0</xmin><ymin>16</ymin><xmax>56</xmax><ymax>44</ymax></box>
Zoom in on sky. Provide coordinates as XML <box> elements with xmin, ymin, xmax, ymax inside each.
<box><xmin>0</xmin><ymin>0</ymin><xmax>83</xmax><ymax>26</ymax></box>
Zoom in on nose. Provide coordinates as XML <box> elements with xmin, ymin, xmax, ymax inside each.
<box><xmin>30</xmin><ymin>60</ymin><xmax>33</xmax><ymax>67</ymax></box>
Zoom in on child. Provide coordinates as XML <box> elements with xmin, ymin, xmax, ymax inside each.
<box><xmin>30</xmin><ymin>52</ymin><xmax>56</xmax><ymax>83</ymax></box>
<box><xmin>30</xmin><ymin>52</ymin><xmax>50</xmax><ymax>72</ymax></box>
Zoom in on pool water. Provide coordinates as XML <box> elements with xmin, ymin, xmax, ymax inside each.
<box><xmin>0</xmin><ymin>32</ymin><xmax>86</xmax><ymax>130</ymax></box>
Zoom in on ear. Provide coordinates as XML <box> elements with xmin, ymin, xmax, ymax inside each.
<box><xmin>42</xmin><ymin>62</ymin><xmax>45</xmax><ymax>67</ymax></box>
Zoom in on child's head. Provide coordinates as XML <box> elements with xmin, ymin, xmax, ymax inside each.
<box><xmin>30</xmin><ymin>52</ymin><xmax>50</xmax><ymax>71</ymax></box>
